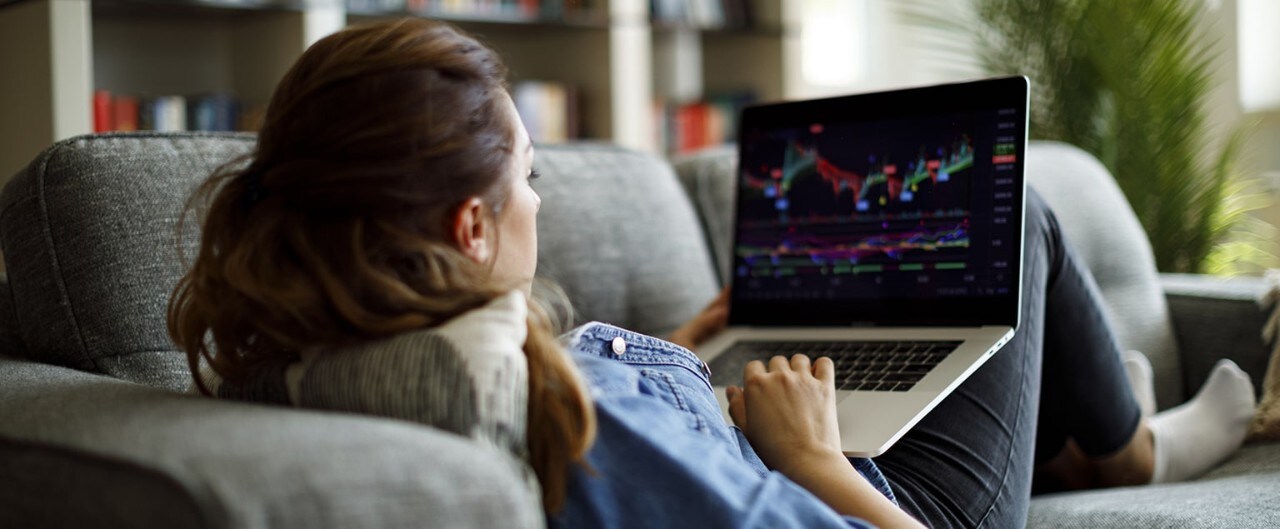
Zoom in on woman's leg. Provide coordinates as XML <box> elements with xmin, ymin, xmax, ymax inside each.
<box><xmin>871</xmin><ymin>187</ymin><xmax>1144</xmax><ymax>528</ymax></box>
<box><xmin>1030</xmin><ymin>186</ymin><xmax>1154</xmax><ymax>489</ymax></box>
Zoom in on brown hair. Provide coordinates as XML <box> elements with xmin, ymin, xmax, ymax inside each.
<box><xmin>166</xmin><ymin>18</ymin><xmax>594</xmax><ymax>512</ymax></box>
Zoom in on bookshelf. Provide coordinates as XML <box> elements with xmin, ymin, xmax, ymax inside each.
<box><xmin>0</xmin><ymin>0</ymin><xmax>802</xmax><ymax>178</ymax></box>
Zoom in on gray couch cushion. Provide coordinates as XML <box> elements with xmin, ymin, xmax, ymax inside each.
<box><xmin>0</xmin><ymin>275</ymin><xmax>23</xmax><ymax>358</ymax></box>
<box><xmin>673</xmin><ymin>142</ymin><xmax>1185</xmax><ymax>409</ymax></box>
<box><xmin>0</xmin><ymin>132</ymin><xmax>256</xmax><ymax>391</ymax></box>
<box><xmin>670</xmin><ymin>145</ymin><xmax>738</xmax><ymax>285</ymax></box>
<box><xmin>0</xmin><ymin>135</ymin><xmax>720</xmax><ymax>391</ymax></box>
<box><xmin>533</xmin><ymin>143</ymin><xmax>719</xmax><ymax>337</ymax></box>
<box><xmin>1027</xmin><ymin>441</ymin><xmax>1280</xmax><ymax>527</ymax></box>
<box><xmin>0</xmin><ymin>353</ymin><xmax>542</xmax><ymax>529</ymax></box>
<box><xmin>1024</xmin><ymin>142</ymin><xmax>1183</xmax><ymax>409</ymax></box>
<box><xmin>1</xmin><ymin>438</ymin><xmax>207</xmax><ymax>529</ymax></box>
<box><xmin>1163</xmin><ymin>274</ymin><xmax>1272</xmax><ymax>399</ymax></box>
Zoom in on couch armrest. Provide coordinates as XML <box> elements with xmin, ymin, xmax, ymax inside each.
<box><xmin>0</xmin><ymin>355</ymin><xmax>542</xmax><ymax>529</ymax></box>
<box><xmin>1161</xmin><ymin>273</ymin><xmax>1273</xmax><ymax>400</ymax></box>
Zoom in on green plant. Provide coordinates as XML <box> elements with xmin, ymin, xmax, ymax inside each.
<box><xmin>908</xmin><ymin>0</ymin><xmax>1273</xmax><ymax>274</ymax></box>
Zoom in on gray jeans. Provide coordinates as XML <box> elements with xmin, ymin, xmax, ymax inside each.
<box><xmin>874</xmin><ymin>187</ymin><xmax>1143</xmax><ymax>528</ymax></box>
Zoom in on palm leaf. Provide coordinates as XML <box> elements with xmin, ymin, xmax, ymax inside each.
<box><xmin>904</xmin><ymin>0</ymin><xmax>1274</xmax><ymax>274</ymax></box>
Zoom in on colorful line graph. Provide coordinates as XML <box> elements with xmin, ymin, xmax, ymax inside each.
<box><xmin>744</xmin><ymin>135</ymin><xmax>974</xmax><ymax>214</ymax></box>
<box><xmin>736</xmin><ymin>221</ymin><xmax>971</xmax><ymax>277</ymax></box>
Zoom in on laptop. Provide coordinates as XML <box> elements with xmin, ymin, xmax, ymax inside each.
<box><xmin>696</xmin><ymin>76</ymin><xmax>1029</xmax><ymax>457</ymax></box>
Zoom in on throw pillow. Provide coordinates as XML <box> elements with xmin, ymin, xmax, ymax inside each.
<box><xmin>200</xmin><ymin>290</ymin><xmax>531</xmax><ymax>456</ymax></box>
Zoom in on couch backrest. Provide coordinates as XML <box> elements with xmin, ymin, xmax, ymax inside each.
<box><xmin>533</xmin><ymin>143</ymin><xmax>719</xmax><ymax>337</ymax></box>
<box><xmin>0</xmin><ymin>353</ymin><xmax>543</xmax><ymax>529</ymax></box>
<box><xmin>1023</xmin><ymin>142</ymin><xmax>1183</xmax><ymax>408</ymax></box>
<box><xmin>672</xmin><ymin>141</ymin><xmax>1185</xmax><ymax>408</ymax></box>
<box><xmin>0</xmin><ymin>275</ymin><xmax>24</xmax><ymax>360</ymax></box>
<box><xmin>0</xmin><ymin>133</ymin><xmax>719</xmax><ymax>390</ymax></box>
<box><xmin>0</xmin><ymin>133</ymin><xmax>256</xmax><ymax>391</ymax></box>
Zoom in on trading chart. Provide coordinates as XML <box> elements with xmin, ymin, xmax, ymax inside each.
<box><xmin>735</xmin><ymin>118</ymin><xmax>976</xmax><ymax>281</ymax></box>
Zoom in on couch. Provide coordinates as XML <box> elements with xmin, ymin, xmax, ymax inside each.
<box><xmin>0</xmin><ymin>132</ymin><xmax>1275</xmax><ymax>528</ymax></box>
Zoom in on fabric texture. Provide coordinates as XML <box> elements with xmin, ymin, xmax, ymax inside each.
<box><xmin>1162</xmin><ymin>273</ymin><xmax>1272</xmax><ymax>400</ymax></box>
<box><xmin>214</xmin><ymin>290</ymin><xmax>533</xmax><ymax>457</ymax></box>
<box><xmin>1027</xmin><ymin>441</ymin><xmax>1280</xmax><ymax>528</ymax></box>
<box><xmin>0</xmin><ymin>275</ymin><xmax>24</xmax><ymax>358</ymax></box>
<box><xmin>669</xmin><ymin>145</ymin><xmax>738</xmax><ymax>284</ymax></box>
<box><xmin>0</xmin><ymin>132</ymin><xmax>256</xmax><ymax>391</ymax></box>
<box><xmin>532</xmin><ymin>143</ymin><xmax>720</xmax><ymax>338</ymax></box>
<box><xmin>555</xmin><ymin>322</ymin><xmax>878</xmax><ymax>529</ymax></box>
<box><xmin>1</xmin><ymin>436</ymin><xmax>206</xmax><ymax>529</ymax></box>
<box><xmin>0</xmin><ymin>353</ymin><xmax>544</xmax><ymax>529</ymax></box>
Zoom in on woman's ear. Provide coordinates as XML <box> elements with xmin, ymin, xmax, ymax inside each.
<box><xmin>451</xmin><ymin>197</ymin><xmax>491</xmax><ymax>264</ymax></box>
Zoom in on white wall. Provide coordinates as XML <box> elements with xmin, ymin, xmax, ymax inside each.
<box><xmin>792</xmin><ymin>0</ymin><xmax>981</xmax><ymax>98</ymax></box>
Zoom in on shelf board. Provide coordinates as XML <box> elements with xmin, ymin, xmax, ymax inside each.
<box><xmin>91</xmin><ymin>0</ymin><xmax>314</xmax><ymax>19</ymax></box>
<box><xmin>650</xmin><ymin>20</ymin><xmax>785</xmax><ymax>37</ymax></box>
<box><xmin>347</xmin><ymin>8</ymin><xmax>609</xmax><ymax>30</ymax></box>
<box><xmin>99</xmin><ymin>0</ymin><xmax>313</xmax><ymax>10</ymax></box>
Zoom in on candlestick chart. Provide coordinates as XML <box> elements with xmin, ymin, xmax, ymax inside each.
<box><xmin>741</xmin><ymin>135</ymin><xmax>973</xmax><ymax>220</ymax></box>
<box><xmin>735</xmin><ymin>129</ymin><xmax>975</xmax><ymax>279</ymax></box>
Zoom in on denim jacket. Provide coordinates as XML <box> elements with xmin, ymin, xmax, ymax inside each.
<box><xmin>550</xmin><ymin>322</ymin><xmax>892</xmax><ymax>529</ymax></box>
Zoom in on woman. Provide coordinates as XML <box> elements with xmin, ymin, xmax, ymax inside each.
<box><xmin>169</xmin><ymin>19</ymin><xmax>1256</xmax><ymax>528</ymax></box>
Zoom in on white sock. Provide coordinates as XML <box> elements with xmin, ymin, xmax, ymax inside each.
<box><xmin>1149</xmin><ymin>359</ymin><xmax>1256</xmax><ymax>483</ymax></box>
<box><xmin>1122</xmin><ymin>350</ymin><xmax>1157</xmax><ymax>419</ymax></box>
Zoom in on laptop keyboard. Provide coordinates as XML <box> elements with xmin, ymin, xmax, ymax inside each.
<box><xmin>708</xmin><ymin>340</ymin><xmax>961</xmax><ymax>392</ymax></box>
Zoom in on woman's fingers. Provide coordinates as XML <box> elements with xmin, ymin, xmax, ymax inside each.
<box><xmin>768</xmin><ymin>354</ymin><xmax>790</xmax><ymax>373</ymax></box>
<box><xmin>733</xmin><ymin>351</ymin><xmax>845</xmax><ymax>476</ymax></box>
<box><xmin>790</xmin><ymin>354</ymin><xmax>811</xmax><ymax>373</ymax></box>
<box><xmin>813</xmin><ymin>356</ymin><xmax>835</xmax><ymax>384</ymax></box>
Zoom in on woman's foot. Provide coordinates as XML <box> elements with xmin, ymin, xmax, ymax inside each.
<box><xmin>1076</xmin><ymin>358</ymin><xmax>1254</xmax><ymax>488</ymax></box>
<box><xmin>1147</xmin><ymin>359</ymin><xmax>1255</xmax><ymax>483</ymax></box>
<box><xmin>1122</xmin><ymin>350</ymin><xmax>1157</xmax><ymax>418</ymax></box>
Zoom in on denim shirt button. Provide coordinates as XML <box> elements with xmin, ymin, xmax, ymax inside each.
<box><xmin>611</xmin><ymin>337</ymin><xmax>627</xmax><ymax>355</ymax></box>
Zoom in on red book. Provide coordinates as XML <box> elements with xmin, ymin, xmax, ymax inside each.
<box><xmin>114</xmin><ymin>96</ymin><xmax>139</xmax><ymax>132</ymax></box>
<box><xmin>677</xmin><ymin>104</ymin><xmax>697</xmax><ymax>153</ymax></box>
<box><xmin>93</xmin><ymin>90</ymin><xmax>113</xmax><ymax>133</ymax></box>
<box><xmin>680</xmin><ymin>103</ymin><xmax>710</xmax><ymax>153</ymax></box>
<box><xmin>518</xmin><ymin>0</ymin><xmax>537</xmax><ymax>16</ymax></box>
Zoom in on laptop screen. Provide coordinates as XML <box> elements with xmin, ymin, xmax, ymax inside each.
<box><xmin>730</xmin><ymin>77</ymin><xmax>1028</xmax><ymax>328</ymax></box>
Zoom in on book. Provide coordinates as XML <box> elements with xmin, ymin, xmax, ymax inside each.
<box><xmin>114</xmin><ymin>96</ymin><xmax>139</xmax><ymax>132</ymax></box>
<box><xmin>651</xmin><ymin>0</ymin><xmax>754</xmax><ymax>29</ymax></box>
<box><xmin>187</xmin><ymin>94</ymin><xmax>239</xmax><ymax>132</ymax></box>
<box><xmin>93</xmin><ymin>91</ymin><xmax>113</xmax><ymax>133</ymax></box>
<box><xmin>96</xmin><ymin>91</ymin><xmax>255</xmax><ymax>132</ymax></box>
<box><xmin>153</xmin><ymin>96</ymin><xmax>187</xmax><ymax>132</ymax></box>
<box><xmin>658</xmin><ymin>89</ymin><xmax>755</xmax><ymax>155</ymax></box>
<box><xmin>513</xmin><ymin>80</ymin><xmax>579</xmax><ymax>144</ymax></box>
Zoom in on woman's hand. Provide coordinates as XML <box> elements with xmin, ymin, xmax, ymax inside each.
<box><xmin>728</xmin><ymin>355</ymin><xmax>927</xmax><ymax>528</ymax></box>
<box><xmin>668</xmin><ymin>287</ymin><xmax>730</xmax><ymax>350</ymax></box>
<box><xmin>726</xmin><ymin>354</ymin><xmax>843</xmax><ymax>475</ymax></box>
